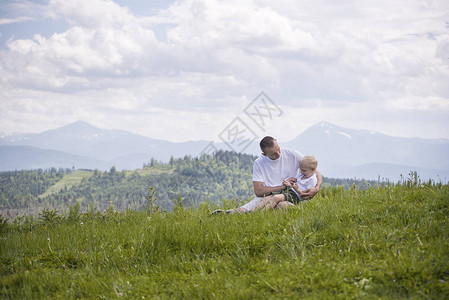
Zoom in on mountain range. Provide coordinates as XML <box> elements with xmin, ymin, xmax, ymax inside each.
<box><xmin>0</xmin><ymin>121</ymin><xmax>210</xmax><ymax>170</ymax></box>
<box><xmin>283</xmin><ymin>122</ymin><xmax>449</xmax><ymax>181</ymax></box>
<box><xmin>1</xmin><ymin>120</ymin><xmax>448</xmax><ymax>182</ymax></box>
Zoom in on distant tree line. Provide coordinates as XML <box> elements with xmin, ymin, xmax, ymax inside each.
<box><xmin>0</xmin><ymin>168</ymin><xmax>71</xmax><ymax>208</ymax></box>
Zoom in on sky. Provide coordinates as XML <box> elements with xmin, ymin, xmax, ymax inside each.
<box><xmin>0</xmin><ymin>0</ymin><xmax>448</xmax><ymax>143</ymax></box>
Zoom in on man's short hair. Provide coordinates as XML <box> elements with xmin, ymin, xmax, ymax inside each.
<box><xmin>260</xmin><ymin>136</ymin><xmax>276</xmax><ymax>152</ymax></box>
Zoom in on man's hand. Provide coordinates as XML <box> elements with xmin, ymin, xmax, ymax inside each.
<box><xmin>299</xmin><ymin>186</ymin><xmax>320</xmax><ymax>200</ymax></box>
<box><xmin>282</xmin><ymin>179</ymin><xmax>293</xmax><ymax>187</ymax></box>
<box><xmin>282</xmin><ymin>177</ymin><xmax>296</xmax><ymax>188</ymax></box>
<box><xmin>286</xmin><ymin>177</ymin><xmax>297</xmax><ymax>184</ymax></box>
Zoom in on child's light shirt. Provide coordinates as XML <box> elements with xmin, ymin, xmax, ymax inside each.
<box><xmin>292</xmin><ymin>173</ymin><xmax>317</xmax><ymax>198</ymax></box>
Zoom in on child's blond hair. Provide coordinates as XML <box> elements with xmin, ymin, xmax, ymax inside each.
<box><xmin>299</xmin><ymin>155</ymin><xmax>318</xmax><ymax>170</ymax></box>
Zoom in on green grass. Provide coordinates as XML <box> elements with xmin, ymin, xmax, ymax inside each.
<box><xmin>133</xmin><ymin>164</ymin><xmax>175</xmax><ymax>176</ymax></box>
<box><xmin>1</xmin><ymin>182</ymin><xmax>448</xmax><ymax>299</ymax></box>
<box><xmin>39</xmin><ymin>170</ymin><xmax>93</xmax><ymax>198</ymax></box>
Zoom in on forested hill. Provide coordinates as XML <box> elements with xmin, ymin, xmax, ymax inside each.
<box><xmin>1</xmin><ymin>150</ymin><xmax>381</xmax><ymax>214</ymax></box>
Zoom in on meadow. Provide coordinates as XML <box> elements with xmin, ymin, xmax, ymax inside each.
<box><xmin>1</xmin><ymin>179</ymin><xmax>448</xmax><ymax>299</ymax></box>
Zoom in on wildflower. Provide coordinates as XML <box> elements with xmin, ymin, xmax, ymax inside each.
<box><xmin>80</xmin><ymin>222</ymin><xmax>84</xmax><ymax>225</ymax></box>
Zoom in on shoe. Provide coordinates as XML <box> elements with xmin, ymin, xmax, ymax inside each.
<box><xmin>209</xmin><ymin>209</ymin><xmax>225</xmax><ymax>216</ymax></box>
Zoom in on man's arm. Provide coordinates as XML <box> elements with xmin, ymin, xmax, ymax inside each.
<box><xmin>298</xmin><ymin>170</ymin><xmax>322</xmax><ymax>200</ymax></box>
<box><xmin>314</xmin><ymin>170</ymin><xmax>322</xmax><ymax>189</ymax></box>
<box><xmin>253</xmin><ymin>181</ymin><xmax>286</xmax><ymax>197</ymax></box>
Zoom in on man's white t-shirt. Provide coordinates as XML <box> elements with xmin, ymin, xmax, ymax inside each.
<box><xmin>252</xmin><ymin>148</ymin><xmax>304</xmax><ymax>187</ymax></box>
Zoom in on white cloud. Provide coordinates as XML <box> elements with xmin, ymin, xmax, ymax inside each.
<box><xmin>389</xmin><ymin>96</ymin><xmax>449</xmax><ymax>111</ymax></box>
<box><xmin>3</xmin><ymin>22</ymin><xmax>158</xmax><ymax>78</ymax></box>
<box><xmin>46</xmin><ymin>0</ymin><xmax>137</xmax><ymax>28</ymax></box>
<box><xmin>164</xmin><ymin>0</ymin><xmax>316</xmax><ymax>52</ymax></box>
<box><xmin>0</xmin><ymin>17</ymin><xmax>34</xmax><ymax>25</ymax></box>
<box><xmin>258</xmin><ymin>0</ymin><xmax>449</xmax><ymax>103</ymax></box>
<box><xmin>0</xmin><ymin>0</ymin><xmax>448</xmax><ymax>141</ymax></box>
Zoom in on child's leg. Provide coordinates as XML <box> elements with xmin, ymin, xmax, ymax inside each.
<box><xmin>277</xmin><ymin>201</ymin><xmax>294</xmax><ymax>210</ymax></box>
<box><xmin>265</xmin><ymin>194</ymin><xmax>286</xmax><ymax>210</ymax></box>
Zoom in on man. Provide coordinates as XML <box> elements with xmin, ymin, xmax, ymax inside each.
<box><xmin>211</xmin><ymin>136</ymin><xmax>322</xmax><ymax>214</ymax></box>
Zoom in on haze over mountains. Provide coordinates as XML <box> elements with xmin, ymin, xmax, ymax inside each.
<box><xmin>0</xmin><ymin>121</ymin><xmax>209</xmax><ymax>171</ymax></box>
<box><xmin>1</xmin><ymin>121</ymin><xmax>448</xmax><ymax>182</ymax></box>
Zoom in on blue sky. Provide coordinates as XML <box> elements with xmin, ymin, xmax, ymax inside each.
<box><xmin>0</xmin><ymin>0</ymin><xmax>448</xmax><ymax>142</ymax></box>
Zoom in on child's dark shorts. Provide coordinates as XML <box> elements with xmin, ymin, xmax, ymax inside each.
<box><xmin>271</xmin><ymin>188</ymin><xmax>301</xmax><ymax>204</ymax></box>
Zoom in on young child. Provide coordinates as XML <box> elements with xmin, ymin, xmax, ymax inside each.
<box><xmin>254</xmin><ymin>155</ymin><xmax>318</xmax><ymax>211</ymax></box>
<box><xmin>291</xmin><ymin>155</ymin><xmax>318</xmax><ymax>199</ymax></box>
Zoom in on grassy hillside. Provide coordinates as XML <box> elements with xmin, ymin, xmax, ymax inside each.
<box><xmin>1</xmin><ymin>180</ymin><xmax>447</xmax><ymax>299</ymax></box>
<box><xmin>38</xmin><ymin>170</ymin><xmax>93</xmax><ymax>198</ymax></box>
